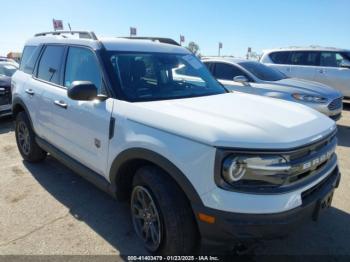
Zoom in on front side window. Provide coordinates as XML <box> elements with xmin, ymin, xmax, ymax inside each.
<box><xmin>0</xmin><ymin>63</ymin><xmax>18</xmax><ymax>77</ymax></box>
<box><xmin>320</xmin><ymin>52</ymin><xmax>348</xmax><ymax>67</ymax></box>
<box><xmin>214</xmin><ymin>63</ymin><xmax>247</xmax><ymax>80</ymax></box>
<box><xmin>64</xmin><ymin>47</ymin><xmax>102</xmax><ymax>91</ymax></box>
<box><xmin>238</xmin><ymin>61</ymin><xmax>287</xmax><ymax>81</ymax></box>
<box><xmin>37</xmin><ymin>45</ymin><xmax>65</xmax><ymax>84</ymax></box>
<box><xmin>108</xmin><ymin>52</ymin><xmax>225</xmax><ymax>102</ymax></box>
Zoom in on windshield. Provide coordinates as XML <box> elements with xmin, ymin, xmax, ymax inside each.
<box><xmin>238</xmin><ymin>61</ymin><xmax>287</xmax><ymax>81</ymax></box>
<box><xmin>107</xmin><ymin>52</ymin><xmax>226</xmax><ymax>102</ymax></box>
<box><xmin>0</xmin><ymin>64</ymin><xmax>17</xmax><ymax>77</ymax></box>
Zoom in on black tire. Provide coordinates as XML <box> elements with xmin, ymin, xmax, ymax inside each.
<box><xmin>131</xmin><ymin>165</ymin><xmax>199</xmax><ymax>255</ymax></box>
<box><xmin>15</xmin><ymin>111</ymin><xmax>47</xmax><ymax>162</ymax></box>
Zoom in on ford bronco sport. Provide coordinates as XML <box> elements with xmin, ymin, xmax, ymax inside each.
<box><xmin>11</xmin><ymin>31</ymin><xmax>340</xmax><ymax>254</ymax></box>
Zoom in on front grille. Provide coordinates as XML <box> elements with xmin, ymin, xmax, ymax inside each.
<box><xmin>282</xmin><ymin>132</ymin><xmax>337</xmax><ymax>187</ymax></box>
<box><xmin>0</xmin><ymin>87</ymin><xmax>11</xmax><ymax>106</ymax></box>
<box><xmin>301</xmin><ymin>166</ymin><xmax>338</xmax><ymax>202</ymax></box>
<box><xmin>328</xmin><ymin>97</ymin><xmax>343</xmax><ymax>111</ymax></box>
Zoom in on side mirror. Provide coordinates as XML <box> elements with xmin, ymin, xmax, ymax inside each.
<box><xmin>67</xmin><ymin>81</ymin><xmax>98</xmax><ymax>101</ymax></box>
<box><xmin>340</xmin><ymin>60</ymin><xmax>350</xmax><ymax>69</ymax></box>
<box><xmin>233</xmin><ymin>75</ymin><xmax>249</xmax><ymax>85</ymax></box>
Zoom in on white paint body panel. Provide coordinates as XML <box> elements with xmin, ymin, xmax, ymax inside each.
<box><xmin>12</xmin><ymin>37</ymin><xmax>337</xmax><ymax>215</ymax></box>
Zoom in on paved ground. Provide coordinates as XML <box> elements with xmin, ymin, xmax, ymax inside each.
<box><xmin>0</xmin><ymin>103</ymin><xmax>349</xmax><ymax>257</ymax></box>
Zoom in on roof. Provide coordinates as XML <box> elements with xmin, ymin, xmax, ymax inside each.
<box><xmin>25</xmin><ymin>33</ymin><xmax>190</xmax><ymax>54</ymax></box>
<box><xmin>263</xmin><ymin>46</ymin><xmax>350</xmax><ymax>53</ymax></box>
<box><xmin>201</xmin><ymin>56</ymin><xmax>252</xmax><ymax>64</ymax></box>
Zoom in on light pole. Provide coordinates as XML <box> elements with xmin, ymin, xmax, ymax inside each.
<box><xmin>218</xmin><ymin>42</ymin><xmax>223</xmax><ymax>56</ymax></box>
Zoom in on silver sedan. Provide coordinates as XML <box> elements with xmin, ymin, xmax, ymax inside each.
<box><xmin>202</xmin><ymin>58</ymin><xmax>343</xmax><ymax>121</ymax></box>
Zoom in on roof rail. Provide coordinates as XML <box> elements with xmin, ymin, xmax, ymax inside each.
<box><xmin>120</xmin><ymin>37</ymin><xmax>180</xmax><ymax>46</ymax></box>
<box><xmin>34</xmin><ymin>31</ymin><xmax>98</xmax><ymax>40</ymax></box>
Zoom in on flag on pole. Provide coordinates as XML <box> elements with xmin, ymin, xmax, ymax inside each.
<box><xmin>52</xmin><ymin>19</ymin><xmax>64</xmax><ymax>31</ymax></box>
<box><xmin>130</xmin><ymin>27</ymin><xmax>137</xmax><ymax>36</ymax></box>
<box><xmin>180</xmin><ymin>35</ymin><xmax>185</xmax><ymax>43</ymax></box>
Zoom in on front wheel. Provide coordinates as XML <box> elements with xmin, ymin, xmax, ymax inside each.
<box><xmin>131</xmin><ymin>166</ymin><xmax>199</xmax><ymax>255</ymax></box>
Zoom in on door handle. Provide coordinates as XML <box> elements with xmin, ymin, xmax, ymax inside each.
<box><xmin>54</xmin><ymin>100</ymin><xmax>68</xmax><ymax>109</ymax></box>
<box><xmin>319</xmin><ymin>69</ymin><xmax>325</xmax><ymax>74</ymax></box>
<box><xmin>25</xmin><ymin>89</ymin><xmax>35</xmax><ymax>96</ymax></box>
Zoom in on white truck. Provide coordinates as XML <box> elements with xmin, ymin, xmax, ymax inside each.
<box><xmin>12</xmin><ymin>32</ymin><xmax>340</xmax><ymax>254</ymax></box>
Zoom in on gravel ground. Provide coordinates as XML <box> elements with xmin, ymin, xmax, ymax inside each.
<box><xmin>0</xmin><ymin>103</ymin><xmax>349</xmax><ymax>257</ymax></box>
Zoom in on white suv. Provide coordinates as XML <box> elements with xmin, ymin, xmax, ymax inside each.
<box><xmin>12</xmin><ymin>32</ymin><xmax>341</xmax><ymax>254</ymax></box>
<box><xmin>260</xmin><ymin>47</ymin><xmax>350</xmax><ymax>97</ymax></box>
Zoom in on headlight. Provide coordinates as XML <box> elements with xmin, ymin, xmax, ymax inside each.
<box><xmin>292</xmin><ymin>93</ymin><xmax>327</xmax><ymax>103</ymax></box>
<box><xmin>222</xmin><ymin>155</ymin><xmax>291</xmax><ymax>191</ymax></box>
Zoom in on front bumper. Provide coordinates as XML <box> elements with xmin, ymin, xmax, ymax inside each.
<box><xmin>194</xmin><ymin>166</ymin><xmax>340</xmax><ymax>249</ymax></box>
<box><xmin>307</xmin><ymin>98</ymin><xmax>343</xmax><ymax>121</ymax></box>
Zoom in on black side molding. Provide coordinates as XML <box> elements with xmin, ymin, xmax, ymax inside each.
<box><xmin>109</xmin><ymin>117</ymin><xmax>116</xmax><ymax>139</ymax></box>
<box><xmin>35</xmin><ymin>137</ymin><xmax>114</xmax><ymax>197</ymax></box>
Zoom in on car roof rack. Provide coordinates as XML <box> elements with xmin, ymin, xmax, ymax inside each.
<box><xmin>120</xmin><ymin>37</ymin><xmax>180</xmax><ymax>46</ymax></box>
<box><xmin>34</xmin><ymin>31</ymin><xmax>98</xmax><ymax>40</ymax></box>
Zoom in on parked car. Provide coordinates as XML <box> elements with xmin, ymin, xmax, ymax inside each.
<box><xmin>260</xmin><ymin>47</ymin><xmax>350</xmax><ymax>98</ymax></box>
<box><xmin>0</xmin><ymin>62</ymin><xmax>18</xmax><ymax>116</ymax></box>
<box><xmin>202</xmin><ymin>57</ymin><xmax>343</xmax><ymax>120</ymax></box>
<box><xmin>12</xmin><ymin>31</ymin><xmax>340</xmax><ymax>254</ymax></box>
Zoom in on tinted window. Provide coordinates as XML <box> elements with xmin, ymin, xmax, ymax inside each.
<box><xmin>289</xmin><ymin>51</ymin><xmax>319</xmax><ymax>66</ymax></box>
<box><xmin>239</xmin><ymin>61</ymin><xmax>287</xmax><ymax>81</ymax></box>
<box><xmin>214</xmin><ymin>63</ymin><xmax>247</xmax><ymax>80</ymax></box>
<box><xmin>108</xmin><ymin>52</ymin><xmax>225</xmax><ymax>102</ymax></box>
<box><xmin>0</xmin><ymin>63</ymin><xmax>18</xmax><ymax>77</ymax></box>
<box><xmin>269</xmin><ymin>51</ymin><xmax>290</xmax><ymax>64</ymax></box>
<box><xmin>64</xmin><ymin>47</ymin><xmax>102</xmax><ymax>91</ymax></box>
<box><xmin>203</xmin><ymin>62</ymin><xmax>215</xmax><ymax>74</ymax></box>
<box><xmin>20</xmin><ymin>46</ymin><xmax>35</xmax><ymax>73</ymax></box>
<box><xmin>37</xmin><ymin>45</ymin><xmax>65</xmax><ymax>84</ymax></box>
<box><xmin>320</xmin><ymin>52</ymin><xmax>347</xmax><ymax>67</ymax></box>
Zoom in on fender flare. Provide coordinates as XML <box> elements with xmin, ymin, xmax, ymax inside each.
<box><xmin>109</xmin><ymin>148</ymin><xmax>203</xmax><ymax>206</ymax></box>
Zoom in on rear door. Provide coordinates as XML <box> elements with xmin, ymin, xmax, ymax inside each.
<box><xmin>316</xmin><ymin>51</ymin><xmax>350</xmax><ymax>96</ymax></box>
<box><xmin>288</xmin><ymin>51</ymin><xmax>319</xmax><ymax>81</ymax></box>
<box><xmin>34</xmin><ymin>45</ymin><xmax>67</xmax><ymax>142</ymax></box>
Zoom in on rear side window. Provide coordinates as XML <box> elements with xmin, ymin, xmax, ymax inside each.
<box><xmin>20</xmin><ymin>46</ymin><xmax>40</xmax><ymax>74</ymax></box>
<box><xmin>214</xmin><ymin>63</ymin><xmax>248</xmax><ymax>80</ymax></box>
<box><xmin>37</xmin><ymin>45</ymin><xmax>65</xmax><ymax>84</ymax></box>
<box><xmin>64</xmin><ymin>47</ymin><xmax>102</xmax><ymax>91</ymax></box>
<box><xmin>269</xmin><ymin>52</ymin><xmax>290</xmax><ymax>64</ymax></box>
<box><xmin>289</xmin><ymin>51</ymin><xmax>319</xmax><ymax>66</ymax></box>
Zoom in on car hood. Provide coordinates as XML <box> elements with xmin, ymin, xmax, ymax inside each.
<box><xmin>261</xmin><ymin>78</ymin><xmax>342</xmax><ymax>99</ymax></box>
<box><xmin>120</xmin><ymin>93</ymin><xmax>336</xmax><ymax>149</ymax></box>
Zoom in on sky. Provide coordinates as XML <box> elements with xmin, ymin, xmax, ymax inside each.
<box><xmin>1</xmin><ymin>0</ymin><xmax>349</xmax><ymax>57</ymax></box>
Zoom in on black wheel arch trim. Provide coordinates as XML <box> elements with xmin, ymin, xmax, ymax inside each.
<box><xmin>12</xmin><ymin>97</ymin><xmax>35</xmax><ymax>130</ymax></box>
<box><xmin>109</xmin><ymin>148</ymin><xmax>203</xmax><ymax>206</ymax></box>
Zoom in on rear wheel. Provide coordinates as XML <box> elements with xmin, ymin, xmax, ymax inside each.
<box><xmin>131</xmin><ymin>166</ymin><xmax>198</xmax><ymax>255</ymax></box>
<box><xmin>15</xmin><ymin>111</ymin><xmax>46</xmax><ymax>162</ymax></box>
